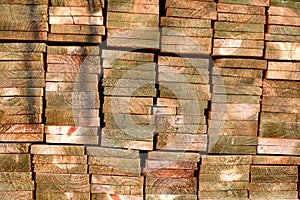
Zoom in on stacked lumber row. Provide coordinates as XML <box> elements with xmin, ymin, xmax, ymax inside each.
<box><xmin>0</xmin><ymin>1</ymin><xmax>48</xmax><ymax>41</ymax></box>
<box><xmin>106</xmin><ymin>0</ymin><xmax>160</xmax><ymax>49</ymax></box>
<box><xmin>143</xmin><ymin>151</ymin><xmax>200</xmax><ymax>200</ymax></box>
<box><xmin>87</xmin><ymin>147</ymin><xmax>143</xmax><ymax>200</ymax></box>
<box><xmin>101</xmin><ymin>50</ymin><xmax>156</xmax><ymax>150</ymax></box>
<box><xmin>265</xmin><ymin>0</ymin><xmax>300</xmax><ymax>60</ymax></box>
<box><xmin>45</xmin><ymin>46</ymin><xmax>100</xmax><ymax>144</ymax></box>
<box><xmin>161</xmin><ymin>0</ymin><xmax>216</xmax><ymax>54</ymax></box>
<box><xmin>208</xmin><ymin>58</ymin><xmax>267</xmax><ymax>154</ymax></box>
<box><xmin>31</xmin><ymin>144</ymin><xmax>89</xmax><ymax>200</ymax></box>
<box><xmin>249</xmin><ymin>155</ymin><xmax>300</xmax><ymax>199</ymax></box>
<box><xmin>49</xmin><ymin>0</ymin><xmax>104</xmax><ymax>43</ymax></box>
<box><xmin>0</xmin><ymin>143</ymin><xmax>34</xmax><ymax>200</ymax></box>
<box><xmin>213</xmin><ymin>0</ymin><xmax>268</xmax><ymax>57</ymax></box>
<box><xmin>155</xmin><ymin>56</ymin><xmax>210</xmax><ymax>151</ymax></box>
<box><xmin>199</xmin><ymin>155</ymin><xmax>251</xmax><ymax>200</ymax></box>
<box><xmin>0</xmin><ymin>43</ymin><xmax>45</xmax><ymax>142</ymax></box>
<box><xmin>258</xmin><ymin>63</ymin><xmax>300</xmax><ymax>155</ymax></box>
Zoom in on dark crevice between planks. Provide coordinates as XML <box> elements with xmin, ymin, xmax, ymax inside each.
<box><xmin>139</xmin><ymin>150</ymin><xmax>147</xmax><ymax>200</ymax></box>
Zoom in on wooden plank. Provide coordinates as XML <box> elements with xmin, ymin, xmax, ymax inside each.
<box><xmin>268</xmin><ymin>15</ymin><xmax>300</xmax><ymax>26</ymax></box>
<box><xmin>214</xmin><ymin>31</ymin><xmax>264</xmax><ymax>40</ymax></box>
<box><xmin>209</xmin><ymin>111</ymin><xmax>258</xmax><ymax>120</ymax></box>
<box><xmin>0</xmin><ymin>31</ymin><xmax>47</xmax><ymax>41</ymax></box>
<box><xmin>215</xmin><ymin>22</ymin><xmax>264</xmax><ymax>33</ymax></box>
<box><xmin>51</xmin><ymin>24</ymin><xmax>105</xmax><ymax>35</ymax></box>
<box><xmin>249</xmin><ymin>191</ymin><xmax>298</xmax><ymax>199</ymax></box>
<box><xmin>201</xmin><ymin>155</ymin><xmax>251</xmax><ymax>165</ymax></box>
<box><xmin>198</xmin><ymin>190</ymin><xmax>248</xmax><ymax>198</ymax></box>
<box><xmin>263</xmin><ymin>80</ymin><xmax>300</xmax><ymax>89</ymax></box>
<box><xmin>107</xmin><ymin>12</ymin><xmax>158</xmax><ymax>22</ymax></box>
<box><xmin>268</xmin><ymin>25</ymin><xmax>300</xmax><ymax>36</ymax></box>
<box><xmin>49</xmin><ymin>16</ymin><xmax>103</xmax><ymax>25</ymax></box>
<box><xmin>260</xmin><ymin>121</ymin><xmax>300</xmax><ymax>138</ymax></box>
<box><xmin>0</xmin><ymin>191</ymin><xmax>33</xmax><ymax>200</ymax></box>
<box><xmin>106</xmin><ymin>37</ymin><xmax>159</xmax><ymax>49</ymax></box>
<box><xmin>143</xmin><ymin>168</ymin><xmax>194</xmax><ymax>178</ymax></box>
<box><xmin>49</xmin><ymin>7</ymin><xmax>103</xmax><ymax>16</ymax></box>
<box><xmin>199</xmin><ymin>174</ymin><xmax>249</xmax><ymax>182</ymax></box>
<box><xmin>37</xmin><ymin>192</ymin><xmax>89</xmax><ymax>200</ymax></box>
<box><xmin>156</xmin><ymin>141</ymin><xmax>207</xmax><ymax>151</ymax></box>
<box><xmin>47</xmin><ymin>46</ymin><xmax>99</xmax><ymax>55</ymax></box>
<box><xmin>145</xmin><ymin>160</ymin><xmax>197</xmax><ymax>170</ymax></box>
<box><xmin>266</xmin><ymin>70</ymin><xmax>300</xmax><ymax>80</ymax></box>
<box><xmin>89</xmin><ymin>165</ymin><xmax>141</xmax><ymax>176</ymax></box>
<box><xmin>92</xmin><ymin>175</ymin><xmax>143</xmax><ymax>185</ymax></box>
<box><xmin>208</xmin><ymin>127</ymin><xmax>257</xmax><ymax>136</ymax></box>
<box><xmin>199</xmin><ymin>182</ymin><xmax>248</xmax><ymax>191</ymax></box>
<box><xmin>33</xmin><ymin>155</ymin><xmax>87</xmax><ymax>164</ymax></box>
<box><xmin>219</xmin><ymin>0</ymin><xmax>269</xmax><ymax>6</ymax></box>
<box><xmin>217</xmin><ymin>3</ymin><xmax>265</xmax><ymax>15</ymax></box>
<box><xmin>251</xmin><ymin>166</ymin><xmax>297</xmax><ymax>175</ymax></box>
<box><xmin>161</xmin><ymin>35</ymin><xmax>212</xmax><ymax>47</ymax></box>
<box><xmin>0</xmin><ymin>43</ymin><xmax>46</xmax><ymax>52</ymax></box>
<box><xmin>162</xmin><ymin>27</ymin><xmax>213</xmax><ymax>37</ymax></box>
<box><xmin>34</xmin><ymin>163</ymin><xmax>87</xmax><ymax>174</ymax></box>
<box><xmin>0</xmin><ymin>154</ymin><xmax>31</xmax><ymax>172</ymax></box>
<box><xmin>270</xmin><ymin>0</ymin><xmax>300</xmax><ymax>8</ymax></box>
<box><xmin>0</xmin><ymin>21</ymin><xmax>48</xmax><ymax>31</ymax></box>
<box><xmin>147</xmin><ymin>151</ymin><xmax>200</xmax><ymax>162</ymax></box>
<box><xmin>212</xmin><ymin>76</ymin><xmax>263</xmax><ymax>86</ymax></box>
<box><xmin>251</xmin><ymin>174</ymin><xmax>298</xmax><ymax>183</ymax></box>
<box><xmin>166</xmin><ymin>8</ymin><xmax>217</xmax><ymax>20</ymax></box>
<box><xmin>31</xmin><ymin>145</ymin><xmax>84</xmax><ymax>155</ymax></box>
<box><xmin>166</xmin><ymin>0</ymin><xmax>215</xmax><ymax>9</ymax></box>
<box><xmin>107</xmin><ymin>3</ymin><xmax>159</xmax><ymax>14</ymax></box>
<box><xmin>48</xmin><ymin>34</ymin><xmax>102</xmax><ymax>43</ymax></box>
<box><xmin>102</xmin><ymin>49</ymin><xmax>154</xmax><ymax>61</ymax></box>
<box><xmin>260</xmin><ymin>112</ymin><xmax>300</xmax><ymax>122</ymax></box>
<box><xmin>262</xmin><ymin>96</ymin><xmax>300</xmax><ymax>106</ymax></box>
<box><xmin>214</xmin><ymin>58</ymin><xmax>267</xmax><ymax>69</ymax></box>
<box><xmin>102</xmin><ymin>128</ymin><xmax>153</xmax><ymax>142</ymax></box>
<box><xmin>214</xmin><ymin>39</ymin><xmax>264</xmax><ymax>49</ymax></box>
<box><xmin>46</xmin><ymin>82</ymin><xmax>98</xmax><ymax>92</ymax></box>
<box><xmin>249</xmin><ymin>182</ymin><xmax>297</xmax><ymax>191</ymax></box>
<box><xmin>91</xmin><ymin>184</ymin><xmax>142</xmax><ymax>195</ymax></box>
<box><xmin>145</xmin><ymin>186</ymin><xmax>196</xmax><ymax>195</ymax></box>
<box><xmin>0</xmin><ymin>0</ymin><xmax>48</xmax><ymax>4</ymax></box>
<box><xmin>146</xmin><ymin>195</ymin><xmax>197</xmax><ymax>200</ymax></box>
<box><xmin>213</xmin><ymin>48</ymin><xmax>263</xmax><ymax>57</ymax></box>
<box><xmin>160</xmin><ymin>17</ymin><xmax>211</xmax><ymax>28</ymax></box>
<box><xmin>51</xmin><ymin>0</ymin><xmax>102</xmax><ymax>7</ymax></box>
<box><xmin>89</xmin><ymin>156</ymin><xmax>140</xmax><ymax>168</ymax></box>
<box><xmin>104</xmin><ymin>86</ymin><xmax>156</xmax><ymax>97</ymax></box>
<box><xmin>268</xmin><ymin>6</ymin><xmax>300</xmax><ymax>17</ymax></box>
<box><xmin>0</xmin><ymin>143</ymin><xmax>30</xmax><ymax>153</ymax></box>
<box><xmin>218</xmin><ymin>13</ymin><xmax>265</xmax><ymax>23</ymax></box>
<box><xmin>92</xmin><ymin>194</ymin><xmax>142</xmax><ymax>200</ymax></box>
<box><xmin>213</xmin><ymin>85</ymin><xmax>262</xmax><ymax>95</ymax></box>
<box><xmin>104</xmin><ymin>69</ymin><xmax>155</xmax><ymax>80</ymax></box>
<box><xmin>46</xmin><ymin>135</ymin><xmax>99</xmax><ymax>144</ymax></box>
<box><xmin>252</xmin><ymin>156</ymin><xmax>300</xmax><ymax>165</ymax></box>
<box><xmin>101</xmin><ymin>137</ymin><xmax>153</xmax><ymax>150</ymax></box>
<box><xmin>211</xmin><ymin>94</ymin><xmax>260</xmax><ymax>104</ymax></box>
<box><xmin>86</xmin><ymin>147</ymin><xmax>140</xmax><ymax>158</ymax></box>
<box><xmin>36</xmin><ymin>174</ymin><xmax>89</xmax><ymax>192</ymax></box>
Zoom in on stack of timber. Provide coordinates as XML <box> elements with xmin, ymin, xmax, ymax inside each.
<box><xmin>31</xmin><ymin>144</ymin><xmax>89</xmax><ymax>200</ymax></box>
<box><xmin>208</xmin><ymin>58</ymin><xmax>267</xmax><ymax>154</ymax></box>
<box><xmin>265</xmin><ymin>0</ymin><xmax>300</xmax><ymax>60</ymax></box>
<box><xmin>0</xmin><ymin>43</ymin><xmax>45</xmax><ymax>142</ymax></box>
<box><xmin>258</xmin><ymin>65</ymin><xmax>300</xmax><ymax>155</ymax></box>
<box><xmin>143</xmin><ymin>151</ymin><xmax>200</xmax><ymax>200</ymax></box>
<box><xmin>249</xmin><ymin>155</ymin><xmax>300</xmax><ymax>199</ymax></box>
<box><xmin>198</xmin><ymin>155</ymin><xmax>251</xmax><ymax>200</ymax></box>
<box><xmin>45</xmin><ymin>46</ymin><xmax>100</xmax><ymax>144</ymax></box>
<box><xmin>0</xmin><ymin>143</ymin><xmax>34</xmax><ymax>199</ymax></box>
<box><xmin>161</xmin><ymin>0</ymin><xmax>216</xmax><ymax>54</ymax></box>
<box><xmin>87</xmin><ymin>147</ymin><xmax>143</xmax><ymax>200</ymax></box>
<box><xmin>101</xmin><ymin>50</ymin><xmax>156</xmax><ymax>150</ymax></box>
<box><xmin>48</xmin><ymin>0</ymin><xmax>104</xmax><ymax>43</ymax></box>
<box><xmin>155</xmin><ymin>56</ymin><xmax>210</xmax><ymax>151</ymax></box>
<box><xmin>106</xmin><ymin>0</ymin><xmax>160</xmax><ymax>49</ymax></box>
<box><xmin>213</xmin><ymin>0</ymin><xmax>267</xmax><ymax>57</ymax></box>
<box><xmin>0</xmin><ymin>1</ymin><xmax>48</xmax><ymax>41</ymax></box>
